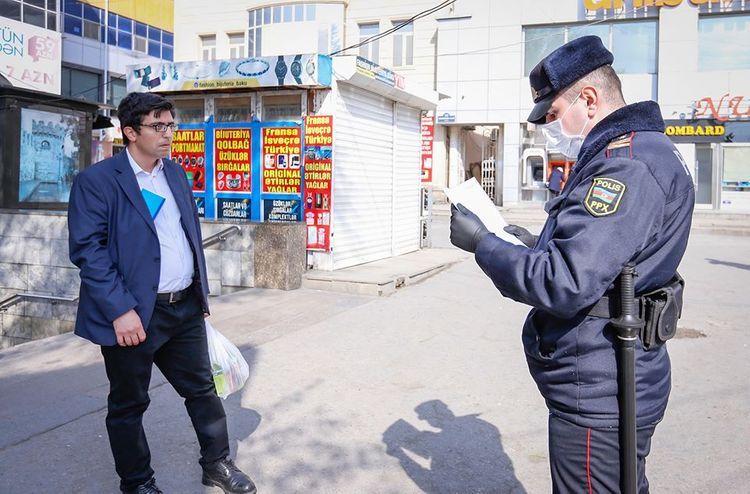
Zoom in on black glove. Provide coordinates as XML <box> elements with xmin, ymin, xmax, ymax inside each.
<box><xmin>503</xmin><ymin>225</ymin><xmax>537</xmax><ymax>248</ymax></box>
<box><xmin>450</xmin><ymin>203</ymin><xmax>489</xmax><ymax>253</ymax></box>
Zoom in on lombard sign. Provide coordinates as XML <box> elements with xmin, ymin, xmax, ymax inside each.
<box><xmin>0</xmin><ymin>17</ymin><xmax>61</xmax><ymax>95</ymax></box>
<box><xmin>127</xmin><ymin>54</ymin><xmax>332</xmax><ymax>93</ymax></box>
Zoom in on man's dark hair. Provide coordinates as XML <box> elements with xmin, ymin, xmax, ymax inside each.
<box><xmin>117</xmin><ymin>92</ymin><xmax>175</xmax><ymax>145</ymax></box>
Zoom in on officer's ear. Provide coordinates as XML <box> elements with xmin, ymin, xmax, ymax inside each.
<box><xmin>580</xmin><ymin>86</ymin><xmax>599</xmax><ymax>117</ymax></box>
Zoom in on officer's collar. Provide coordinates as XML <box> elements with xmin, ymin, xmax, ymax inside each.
<box><xmin>576</xmin><ymin>101</ymin><xmax>665</xmax><ymax>168</ymax></box>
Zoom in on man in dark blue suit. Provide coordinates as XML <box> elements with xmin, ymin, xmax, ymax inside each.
<box><xmin>68</xmin><ymin>92</ymin><xmax>256</xmax><ymax>494</ymax></box>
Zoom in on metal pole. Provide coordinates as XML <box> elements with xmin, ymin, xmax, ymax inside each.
<box><xmin>610</xmin><ymin>263</ymin><xmax>643</xmax><ymax>494</ymax></box>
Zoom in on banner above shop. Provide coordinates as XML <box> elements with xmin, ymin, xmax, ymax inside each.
<box><xmin>126</xmin><ymin>54</ymin><xmax>332</xmax><ymax>93</ymax></box>
<box><xmin>664</xmin><ymin>119</ymin><xmax>750</xmax><ymax>143</ymax></box>
<box><xmin>0</xmin><ymin>17</ymin><xmax>61</xmax><ymax>95</ymax></box>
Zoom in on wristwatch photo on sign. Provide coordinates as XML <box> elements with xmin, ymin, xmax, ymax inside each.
<box><xmin>275</xmin><ymin>56</ymin><xmax>288</xmax><ymax>85</ymax></box>
<box><xmin>291</xmin><ymin>55</ymin><xmax>303</xmax><ymax>84</ymax></box>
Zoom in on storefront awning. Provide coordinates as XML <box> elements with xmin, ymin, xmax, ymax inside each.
<box><xmin>333</xmin><ymin>56</ymin><xmax>438</xmax><ymax>110</ymax></box>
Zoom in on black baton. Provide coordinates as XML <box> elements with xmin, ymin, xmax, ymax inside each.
<box><xmin>610</xmin><ymin>263</ymin><xmax>643</xmax><ymax>494</ymax></box>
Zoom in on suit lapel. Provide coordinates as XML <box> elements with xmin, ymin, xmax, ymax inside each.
<box><xmin>113</xmin><ymin>151</ymin><xmax>158</xmax><ymax>236</ymax></box>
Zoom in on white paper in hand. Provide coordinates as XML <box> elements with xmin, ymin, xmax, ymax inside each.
<box><xmin>445</xmin><ymin>178</ymin><xmax>526</xmax><ymax>246</ymax></box>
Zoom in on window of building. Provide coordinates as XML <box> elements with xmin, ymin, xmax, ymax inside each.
<box><xmin>108</xmin><ymin>76</ymin><xmax>127</xmax><ymax>107</ymax></box>
<box><xmin>261</xmin><ymin>93</ymin><xmax>302</xmax><ymax>121</ymax></box>
<box><xmin>215</xmin><ymin>96</ymin><xmax>253</xmax><ymax>122</ymax></box>
<box><xmin>523</xmin><ymin>20</ymin><xmax>657</xmax><ymax>75</ymax></box>
<box><xmin>60</xmin><ymin>1</ymin><xmax>173</xmax><ymax>61</ymax></box>
<box><xmin>392</xmin><ymin>20</ymin><xmax>413</xmax><ymax>67</ymax></box>
<box><xmin>358</xmin><ymin>22</ymin><xmax>379</xmax><ymax>63</ymax></box>
<box><xmin>61</xmin><ymin>66</ymin><xmax>101</xmax><ymax>103</ymax></box>
<box><xmin>201</xmin><ymin>34</ymin><xmax>216</xmax><ymax>61</ymax></box>
<box><xmin>172</xmin><ymin>98</ymin><xmax>205</xmax><ymax>124</ymax></box>
<box><xmin>247</xmin><ymin>2</ymin><xmax>341</xmax><ymax>57</ymax></box>
<box><xmin>699</xmin><ymin>14</ymin><xmax>750</xmax><ymax>71</ymax></box>
<box><xmin>1</xmin><ymin>0</ymin><xmax>57</xmax><ymax>29</ymax></box>
<box><xmin>228</xmin><ymin>32</ymin><xmax>245</xmax><ymax>59</ymax></box>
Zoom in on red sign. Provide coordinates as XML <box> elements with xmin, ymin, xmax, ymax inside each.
<box><xmin>303</xmin><ymin>116</ymin><xmax>333</xmax><ymax>251</ymax></box>
<box><xmin>214</xmin><ymin>128</ymin><xmax>251</xmax><ymax>193</ymax></box>
<box><xmin>262</xmin><ymin>127</ymin><xmax>302</xmax><ymax>193</ymax></box>
<box><xmin>694</xmin><ymin>94</ymin><xmax>750</xmax><ymax>122</ymax></box>
<box><xmin>421</xmin><ymin>111</ymin><xmax>434</xmax><ymax>183</ymax></box>
<box><xmin>171</xmin><ymin>129</ymin><xmax>206</xmax><ymax>192</ymax></box>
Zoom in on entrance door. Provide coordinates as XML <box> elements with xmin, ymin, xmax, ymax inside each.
<box><xmin>695</xmin><ymin>144</ymin><xmax>713</xmax><ymax>206</ymax></box>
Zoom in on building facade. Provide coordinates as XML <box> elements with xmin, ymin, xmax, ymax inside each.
<box><xmin>173</xmin><ymin>0</ymin><xmax>750</xmax><ymax>211</ymax></box>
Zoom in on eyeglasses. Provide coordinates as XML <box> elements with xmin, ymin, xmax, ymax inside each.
<box><xmin>140</xmin><ymin>122</ymin><xmax>178</xmax><ymax>133</ymax></box>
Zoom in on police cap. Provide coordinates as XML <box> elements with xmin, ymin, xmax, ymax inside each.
<box><xmin>527</xmin><ymin>35</ymin><xmax>614</xmax><ymax>124</ymax></box>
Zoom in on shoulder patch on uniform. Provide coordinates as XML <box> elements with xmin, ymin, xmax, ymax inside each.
<box><xmin>607</xmin><ymin>135</ymin><xmax>632</xmax><ymax>150</ymax></box>
<box><xmin>584</xmin><ymin>177</ymin><xmax>626</xmax><ymax>217</ymax></box>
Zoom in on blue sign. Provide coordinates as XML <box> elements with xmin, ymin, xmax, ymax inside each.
<box><xmin>217</xmin><ymin>198</ymin><xmax>250</xmax><ymax>220</ymax></box>
<box><xmin>263</xmin><ymin>199</ymin><xmax>301</xmax><ymax>222</ymax></box>
<box><xmin>194</xmin><ymin>197</ymin><xmax>205</xmax><ymax>217</ymax></box>
<box><xmin>437</xmin><ymin>112</ymin><xmax>455</xmax><ymax>123</ymax></box>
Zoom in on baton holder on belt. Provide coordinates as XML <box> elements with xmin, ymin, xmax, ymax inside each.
<box><xmin>610</xmin><ymin>263</ymin><xmax>644</xmax><ymax>494</ymax></box>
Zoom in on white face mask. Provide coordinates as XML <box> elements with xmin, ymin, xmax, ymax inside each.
<box><xmin>540</xmin><ymin>95</ymin><xmax>590</xmax><ymax>160</ymax></box>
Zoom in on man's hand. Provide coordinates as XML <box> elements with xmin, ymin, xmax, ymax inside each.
<box><xmin>113</xmin><ymin>309</ymin><xmax>146</xmax><ymax>347</ymax></box>
<box><xmin>504</xmin><ymin>225</ymin><xmax>537</xmax><ymax>248</ymax></box>
<box><xmin>450</xmin><ymin>203</ymin><xmax>490</xmax><ymax>253</ymax></box>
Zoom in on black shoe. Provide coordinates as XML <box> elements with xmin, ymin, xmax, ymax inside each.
<box><xmin>202</xmin><ymin>457</ymin><xmax>257</xmax><ymax>494</ymax></box>
<box><xmin>122</xmin><ymin>477</ymin><xmax>163</xmax><ymax>494</ymax></box>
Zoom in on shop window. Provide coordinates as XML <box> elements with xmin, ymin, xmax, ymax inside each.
<box><xmin>392</xmin><ymin>20</ymin><xmax>413</xmax><ymax>67</ymax></box>
<box><xmin>228</xmin><ymin>32</ymin><xmax>245</xmax><ymax>59</ymax></box>
<box><xmin>201</xmin><ymin>34</ymin><xmax>216</xmax><ymax>61</ymax></box>
<box><xmin>262</xmin><ymin>94</ymin><xmax>302</xmax><ymax>122</ymax></box>
<box><xmin>215</xmin><ymin>97</ymin><xmax>253</xmax><ymax>122</ymax></box>
<box><xmin>359</xmin><ymin>23</ymin><xmax>379</xmax><ymax>63</ymax></box>
<box><xmin>523</xmin><ymin>20</ymin><xmax>657</xmax><ymax>75</ymax></box>
<box><xmin>108</xmin><ymin>77</ymin><xmax>127</xmax><ymax>108</ymax></box>
<box><xmin>61</xmin><ymin>67</ymin><xmax>101</xmax><ymax>103</ymax></box>
<box><xmin>173</xmin><ymin>98</ymin><xmax>205</xmax><ymax>124</ymax></box>
<box><xmin>699</xmin><ymin>14</ymin><xmax>750</xmax><ymax>71</ymax></box>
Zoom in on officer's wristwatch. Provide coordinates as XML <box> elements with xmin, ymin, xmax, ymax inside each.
<box><xmin>275</xmin><ymin>56</ymin><xmax>288</xmax><ymax>85</ymax></box>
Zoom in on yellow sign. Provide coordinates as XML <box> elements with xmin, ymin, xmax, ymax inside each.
<box><xmin>583</xmin><ymin>0</ymin><xmax>721</xmax><ymax>9</ymax></box>
<box><xmin>665</xmin><ymin>124</ymin><xmax>725</xmax><ymax>137</ymax></box>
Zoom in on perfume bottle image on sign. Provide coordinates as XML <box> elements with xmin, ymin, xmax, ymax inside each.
<box><xmin>315</xmin><ymin>193</ymin><xmax>322</xmax><ymax>208</ymax></box>
<box><xmin>317</xmin><ymin>227</ymin><xmax>326</xmax><ymax>246</ymax></box>
<box><xmin>306</xmin><ymin>193</ymin><xmax>313</xmax><ymax>209</ymax></box>
<box><xmin>322</xmin><ymin>194</ymin><xmax>329</xmax><ymax>209</ymax></box>
<box><xmin>307</xmin><ymin>226</ymin><xmax>317</xmax><ymax>244</ymax></box>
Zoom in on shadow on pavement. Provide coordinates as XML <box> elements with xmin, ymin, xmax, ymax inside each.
<box><xmin>705</xmin><ymin>258</ymin><xmax>750</xmax><ymax>271</ymax></box>
<box><xmin>383</xmin><ymin>399</ymin><xmax>527</xmax><ymax>494</ymax></box>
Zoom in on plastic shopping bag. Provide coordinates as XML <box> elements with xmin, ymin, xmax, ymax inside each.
<box><xmin>205</xmin><ymin>320</ymin><xmax>250</xmax><ymax>399</ymax></box>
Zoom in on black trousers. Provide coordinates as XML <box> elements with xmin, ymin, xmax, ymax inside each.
<box><xmin>100</xmin><ymin>290</ymin><xmax>229</xmax><ymax>491</ymax></box>
<box><xmin>548</xmin><ymin>413</ymin><xmax>657</xmax><ymax>494</ymax></box>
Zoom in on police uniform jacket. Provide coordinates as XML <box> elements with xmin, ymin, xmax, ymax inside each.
<box><xmin>475</xmin><ymin>101</ymin><xmax>695</xmax><ymax>428</ymax></box>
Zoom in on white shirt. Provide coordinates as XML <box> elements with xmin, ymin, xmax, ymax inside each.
<box><xmin>126</xmin><ymin>149</ymin><xmax>195</xmax><ymax>293</ymax></box>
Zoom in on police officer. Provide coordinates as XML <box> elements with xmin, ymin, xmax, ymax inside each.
<box><xmin>450</xmin><ymin>36</ymin><xmax>694</xmax><ymax>493</ymax></box>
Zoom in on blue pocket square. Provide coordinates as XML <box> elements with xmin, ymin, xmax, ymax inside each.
<box><xmin>141</xmin><ymin>189</ymin><xmax>165</xmax><ymax>219</ymax></box>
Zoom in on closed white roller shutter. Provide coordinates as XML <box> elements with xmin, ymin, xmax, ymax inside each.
<box><xmin>392</xmin><ymin>103</ymin><xmax>421</xmax><ymax>255</ymax></box>
<box><xmin>332</xmin><ymin>83</ymin><xmax>394</xmax><ymax>269</ymax></box>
